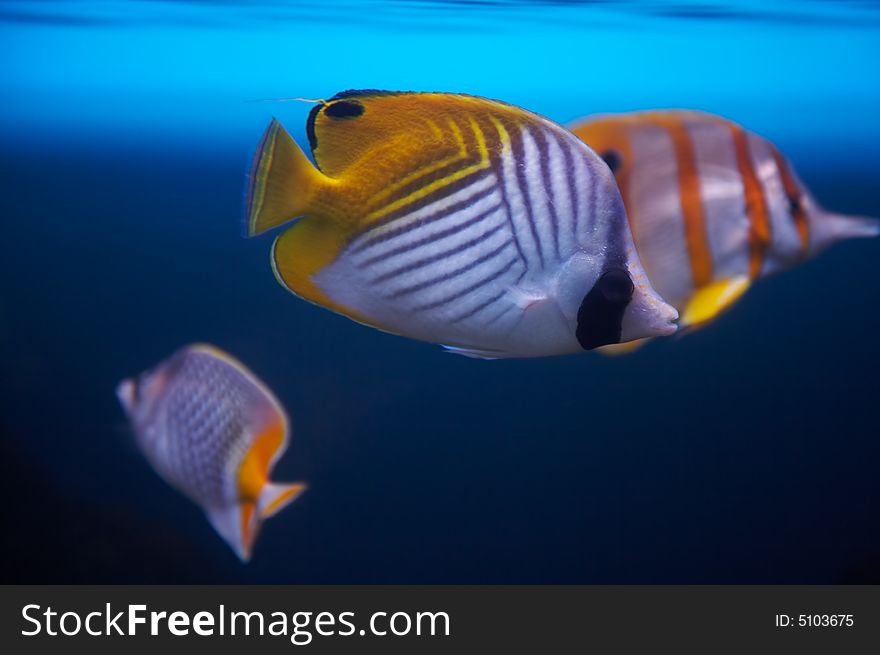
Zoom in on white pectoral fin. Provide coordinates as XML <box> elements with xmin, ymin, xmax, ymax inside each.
<box><xmin>206</xmin><ymin>504</ymin><xmax>250</xmax><ymax>563</ymax></box>
<box><xmin>509</xmin><ymin>285</ymin><xmax>549</xmax><ymax>311</ymax></box>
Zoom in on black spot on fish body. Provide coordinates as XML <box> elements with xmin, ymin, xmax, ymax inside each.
<box><xmin>324</xmin><ymin>100</ymin><xmax>365</xmax><ymax>118</ymax></box>
<box><xmin>788</xmin><ymin>194</ymin><xmax>803</xmax><ymax>214</ymax></box>
<box><xmin>576</xmin><ymin>267</ymin><xmax>634</xmax><ymax>350</ymax></box>
<box><xmin>601</xmin><ymin>149</ymin><xmax>622</xmax><ymax>174</ymax></box>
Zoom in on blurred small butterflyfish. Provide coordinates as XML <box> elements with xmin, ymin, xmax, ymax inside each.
<box><xmin>244</xmin><ymin>90</ymin><xmax>678</xmax><ymax>359</ymax></box>
<box><xmin>569</xmin><ymin>110</ymin><xmax>879</xmax><ymax>354</ymax></box>
<box><xmin>116</xmin><ymin>344</ymin><xmax>305</xmax><ymax>562</ymax></box>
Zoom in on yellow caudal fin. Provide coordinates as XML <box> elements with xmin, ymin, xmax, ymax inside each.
<box><xmin>596</xmin><ymin>339</ymin><xmax>648</xmax><ymax>356</ymax></box>
<box><xmin>681</xmin><ymin>276</ymin><xmax>750</xmax><ymax>329</ymax></box>
<box><xmin>244</xmin><ymin>118</ymin><xmax>329</xmax><ymax>237</ymax></box>
<box><xmin>257</xmin><ymin>482</ymin><xmax>307</xmax><ymax>519</ymax></box>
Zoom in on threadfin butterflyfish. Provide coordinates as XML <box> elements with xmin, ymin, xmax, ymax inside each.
<box><xmin>569</xmin><ymin>110</ymin><xmax>879</xmax><ymax>350</ymax></box>
<box><xmin>244</xmin><ymin>90</ymin><xmax>678</xmax><ymax>359</ymax></box>
<box><xmin>116</xmin><ymin>344</ymin><xmax>305</xmax><ymax>562</ymax></box>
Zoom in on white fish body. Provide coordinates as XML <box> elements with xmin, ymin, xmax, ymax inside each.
<box><xmin>246</xmin><ymin>91</ymin><xmax>679</xmax><ymax>358</ymax></box>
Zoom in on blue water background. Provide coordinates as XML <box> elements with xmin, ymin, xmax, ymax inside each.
<box><xmin>1</xmin><ymin>0</ymin><xmax>879</xmax><ymax>583</ymax></box>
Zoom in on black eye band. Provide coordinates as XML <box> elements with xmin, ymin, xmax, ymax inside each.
<box><xmin>576</xmin><ymin>267</ymin><xmax>634</xmax><ymax>350</ymax></box>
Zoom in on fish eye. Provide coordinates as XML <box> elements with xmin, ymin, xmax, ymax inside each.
<box><xmin>575</xmin><ymin>267</ymin><xmax>634</xmax><ymax>350</ymax></box>
<box><xmin>323</xmin><ymin>100</ymin><xmax>365</xmax><ymax>119</ymax></box>
<box><xmin>600</xmin><ymin>149</ymin><xmax>622</xmax><ymax>174</ymax></box>
<box><xmin>788</xmin><ymin>194</ymin><xmax>802</xmax><ymax>213</ymax></box>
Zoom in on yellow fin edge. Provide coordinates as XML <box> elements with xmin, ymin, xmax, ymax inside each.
<box><xmin>245</xmin><ymin>119</ymin><xmax>326</xmax><ymax>237</ymax></box>
<box><xmin>596</xmin><ymin>339</ymin><xmax>648</xmax><ymax>356</ymax></box>
<box><xmin>680</xmin><ymin>276</ymin><xmax>750</xmax><ymax>328</ymax></box>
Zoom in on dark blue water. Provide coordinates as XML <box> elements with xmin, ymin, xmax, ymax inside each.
<box><xmin>1</xmin><ymin>0</ymin><xmax>879</xmax><ymax>583</ymax></box>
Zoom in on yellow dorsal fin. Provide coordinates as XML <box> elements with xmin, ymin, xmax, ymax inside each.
<box><xmin>308</xmin><ymin>91</ymin><xmax>466</xmax><ymax>176</ymax></box>
<box><xmin>681</xmin><ymin>276</ymin><xmax>750</xmax><ymax>328</ymax></box>
<box><xmin>307</xmin><ymin>91</ymin><xmax>407</xmax><ymax>176</ymax></box>
<box><xmin>245</xmin><ymin>118</ymin><xmax>331</xmax><ymax>237</ymax></box>
<box><xmin>305</xmin><ymin>90</ymin><xmax>529</xmax><ymax>177</ymax></box>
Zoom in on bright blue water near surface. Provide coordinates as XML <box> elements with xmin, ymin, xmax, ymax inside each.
<box><xmin>1</xmin><ymin>1</ymin><xmax>879</xmax><ymax>583</ymax></box>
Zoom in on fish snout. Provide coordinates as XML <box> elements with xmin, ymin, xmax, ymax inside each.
<box><xmin>620</xmin><ymin>282</ymin><xmax>679</xmax><ymax>342</ymax></box>
<box><xmin>115</xmin><ymin>378</ymin><xmax>136</xmax><ymax>412</ymax></box>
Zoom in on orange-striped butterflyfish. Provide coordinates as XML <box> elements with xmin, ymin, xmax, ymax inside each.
<box><xmin>570</xmin><ymin>110</ymin><xmax>878</xmax><ymax>352</ymax></box>
<box><xmin>245</xmin><ymin>90</ymin><xmax>678</xmax><ymax>359</ymax></box>
<box><xmin>116</xmin><ymin>344</ymin><xmax>305</xmax><ymax>562</ymax></box>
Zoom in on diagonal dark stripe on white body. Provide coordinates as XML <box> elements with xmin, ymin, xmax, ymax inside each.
<box><xmin>388</xmin><ymin>238</ymin><xmax>517</xmax><ymax>300</ymax></box>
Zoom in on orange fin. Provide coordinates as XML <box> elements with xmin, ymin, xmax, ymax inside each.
<box><xmin>596</xmin><ymin>339</ymin><xmax>648</xmax><ymax>356</ymax></box>
<box><xmin>258</xmin><ymin>482</ymin><xmax>306</xmax><ymax>519</ymax></box>
<box><xmin>680</xmin><ymin>276</ymin><xmax>749</xmax><ymax>329</ymax></box>
<box><xmin>245</xmin><ymin>118</ymin><xmax>330</xmax><ymax>237</ymax></box>
<box><xmin>238</xmin><ymin>421</ymin><xmax>287</xmax><ymax>499</ymax></box>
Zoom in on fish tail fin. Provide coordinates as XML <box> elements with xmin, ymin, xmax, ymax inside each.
<box><xmin>812</xmin><ymin>211</ymin><xmax>879</xmax><ymax>252</ymax></box>
<box><xmin>257</xmin><ymin>481</ymin><xmax>306</xmax><ymax>519</ymax></box>
<box><xmin>244</xmin><ymin>118</ymin><xmax>329</xmax><ymax>237</ymax></box>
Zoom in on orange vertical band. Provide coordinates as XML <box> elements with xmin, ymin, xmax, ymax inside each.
<box><xmin>660</xmin><ymin>118</ymin><xmax>714</xmax><ymax>287</ymax></box>
<box><xmin>730</xmin><ymin>126</ymin><xmax>772</xmax><ymax>279</ymax></box>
